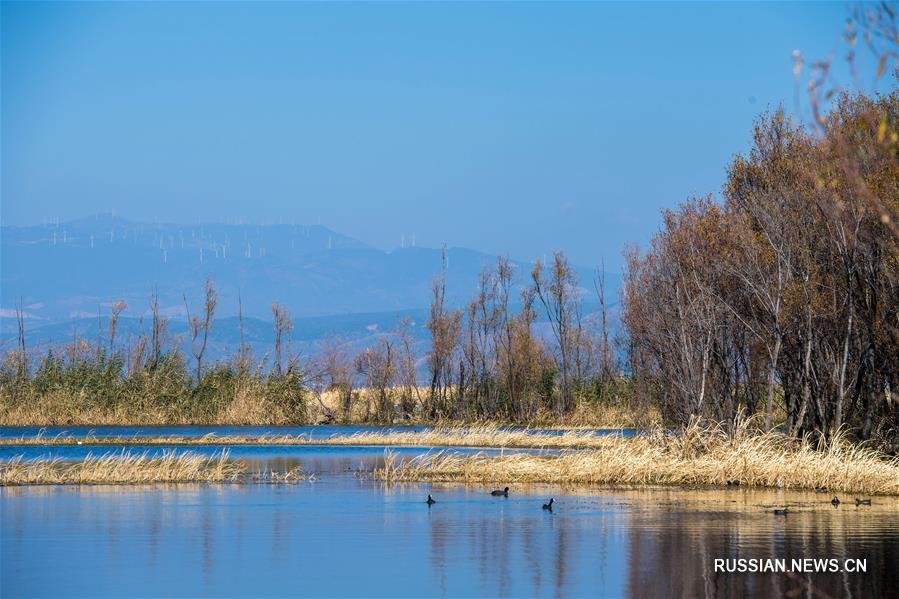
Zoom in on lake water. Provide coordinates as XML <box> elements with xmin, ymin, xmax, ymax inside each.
<box><xmin>2</xmin><ymin>428</ymin><xmax>898</xmax><ymax>598</ymax></box>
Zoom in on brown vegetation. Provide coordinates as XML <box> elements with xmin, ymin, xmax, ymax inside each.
<box><xmin>623</xmin><ymin>92</ymin><xmax>899</xmax><ymax>444</ymax></box>
<box><xmin>375</xmin><ymin>419</ymin><xmax>899</xmax><ymax>495</ymax></box>
<box><xmin>0</xmin><ymin>422</ymin><xmax>649</xmax><ymax>449</ymax></box>
<box><xmin>0</xmin><ymin>450</ymin><xmax>245</xmax><ymax>485</ymax></box>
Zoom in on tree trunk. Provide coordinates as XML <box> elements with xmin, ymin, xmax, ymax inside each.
<box><xmin>764</xmin><ymin>336</ymin><xmax>782</xmax><ymax>430</ymax></box>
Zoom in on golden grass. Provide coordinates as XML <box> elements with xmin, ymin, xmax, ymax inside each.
<box><xmin>0</xmin><ymin>386</ymin><xmax>658</xmax><ymax>428</ymax></box>
<box><xmin>374</xmin><ymin>418</ymin><xmax>899</xmax><ymax>495</ymax></box>
<box><xmin>329</xmin><ymin>425</ymin><xmax>624</xmax><ymax>448</ymax></box>
<box><xmin>0</xmin><ymin>387</ymin><xmax>305</xmax><ymax>426</ymax></box>
<box><xmin>0</xmin><ymin>426</ymin><xmax>633</xmax><ymax>449</ymax></box>
<box><xmin>311</xmin><ymin>391</ymin><xmax>660</xmax><ymax>429</ymax></box>
<box><xmin>0</xmin><ymin>450</ymin><xmax>247</xmax><ymax>486</ymax></box>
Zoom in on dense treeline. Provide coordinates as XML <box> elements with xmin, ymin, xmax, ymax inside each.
<box><xmin>623</xmin><ymin>92</ymin><xmax>899</xmax><ymax>442</ymax></box>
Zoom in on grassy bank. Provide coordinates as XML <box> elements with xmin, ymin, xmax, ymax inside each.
<box><xmin>0</xmin><ymin>375</ymin><xmax>308</xmax><ymax>427</ymax></box>
<box><xmin>374</xmin><ymin>421</ymin><xmax>899</xmax><ymax>495</ymax></box>
<box><xmin>0</xmin><ymin>386</ymin><xmax>655</xmax><ymax>429</ymax></box>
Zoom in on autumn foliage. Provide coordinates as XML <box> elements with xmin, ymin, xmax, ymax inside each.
<box><xmin>623</xmin><ymin>91</ymin><xmax>899</xmax><ymax>443</ymax></box>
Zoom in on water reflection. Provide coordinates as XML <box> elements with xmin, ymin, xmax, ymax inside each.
<box><xmin>3</xmin><ymin>479</ymin><xmax>896</xmax><ymax>598</ymax></box>
<box><xmin>625</xmin><ymin>492</ymin><xmax>899</xmax><ymax>598</ymax></box>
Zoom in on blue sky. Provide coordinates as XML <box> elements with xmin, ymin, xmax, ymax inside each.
<box><xmin>1</xmin><ymin>2</ymin><xmax>856</xmax><ymax>269</ymax></box>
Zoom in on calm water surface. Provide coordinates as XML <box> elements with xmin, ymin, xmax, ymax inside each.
<box><xmin>2</xmin><ymin>430</ymin><xmax>897</xmax><ymax>598</ymax></box>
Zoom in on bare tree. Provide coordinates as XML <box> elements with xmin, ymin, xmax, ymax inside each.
<box><xmin>149</xmin><ymin>289</ymin><xmax>168</xmax><ymax>368</ymax></box>
<box><xmin>462</xmin><ymin>266</ymin><xmax>499</xmax><ymax>417</ymax></box>
<box><xmin>495</xmin><ymin>256</ymin><xmax>518</xmax><ymax>416</ymax></box>
<box><xmin>15</xmin><ymin>299</ymin><xmax>27</xmax><ymax>383</ymax></box>
<box><xmin>237</xmin><ymin>291</ymin><xmax>250</xmax><ymax>375</ymax></box>
<box><xmin>511</xmin><ymin>285</ymin><xmax>543</xmax><ymax>420</ymax></box>
<box><xmin>395</xmin><ymin>317</ymin><xmax>421</xmax><ymax>419</ymax></box>
<box><xmin>532</xmin><ymin>251</ymin><xmax>578</xmax><ymax>414</ymax></box>
<box><xmin>594</xmin><ymin>262</ymin><xmax>614</xmax><ymax>392</ymax></box>
<box><xmin>108</xmin><ymin>301</ymin><xmax>127</xmax><ymax>355</ymax></box>
<box><xmin>272</xmin><ymin>302</ymin><xmax>292</xmax><ymax>377</ymax></box>
<box><xmin>184</xmin><ymin>277</ymin><xmax>217</xmax><ymax>384</ymax></box>
<box><xmin>319</xmin><ymin>338</ymin><xmax>352</xmax><ymax>422</ymax></box>
<box><xmin>356</xmin><ymin>339</ymin><xmax>396</xmax><ymax>422</ymax></box>
<box><xmin>96</xmin><ymin>306</ymin><xmax>104</xmax><ymax>362</ymax></box>
<box><xmin>427</xmin><ymin>245</ymin><xmax>462</xmax><ymax>418</ymax></box>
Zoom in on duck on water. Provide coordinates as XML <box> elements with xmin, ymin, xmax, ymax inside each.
<box><xmin>426</xmin><ymin>492</ymin><xmax>553</xmax><ymax>510</ymax></box>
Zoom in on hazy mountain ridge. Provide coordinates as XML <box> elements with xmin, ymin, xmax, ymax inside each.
<box><xmin>1</xmin><ymin>215</ymin><xmax>620</xmax><ymax>356</ymax></box>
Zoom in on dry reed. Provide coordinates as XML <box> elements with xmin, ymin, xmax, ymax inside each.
<box><xmin>0</xmin><ymin>388</ymin><xmax>656</xmax><ymax>428</ymax></box>
<box><xmin>374</xmin><ymin>419</ymin><xmax>899</xmax><ymax>495</ymax></box>
<box><xmin>0</xmin><ymin>450</ymin><xmax>246</xmax><ymax>486</ymax></box>
<box><xmin>0</xmin><ymin>426</ymin><xmax>631</xmax><ymax>449</ymax></box>
<box><xmin>0</xmin><ymin>389</ymin><xmax>303</xmax><ymax>426</ymax></box>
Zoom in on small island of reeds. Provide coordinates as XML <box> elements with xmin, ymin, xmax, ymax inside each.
<box><xmin>373</xmin><ymin>420</ymin><xmax>899</xmax><ymax>496</ymax></box>
<box><xmin>0</xmin><ymin>450</ymin><xmax>310</xmax><ymax>486</ymax></box>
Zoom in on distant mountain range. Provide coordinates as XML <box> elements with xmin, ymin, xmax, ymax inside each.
<box><xmin>1</xmin><ymin>215</ymin><xmax>619</xmax><ymax>356</ymax></box>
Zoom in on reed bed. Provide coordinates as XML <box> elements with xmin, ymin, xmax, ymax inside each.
<box><xmin>374</xmin><ymin>420</ymin><xmax>899</xmax><ymax>495</ymax></box>
<box><xmin>0</xmin><ymin>426</ymin><xmax>628</xmax><ymax>449</ymax></box>
<box><xmin>330</xmin><ymin>425</ymin><xmax>620</xmax><ymax>449</ymax></box>
<box><xmin>0</xmin><ymin>432</ymin><xmax>305</xmax><ymax>447</ymax></box>
<box><xmin>0</xmin><ymin>393</ymin><xmax>304</xmax><ymax>427</ymax></box>
<box><xmin>0</xmin><ymin>387</ymin><xmax>655</xmax><ymax>429</ymax></box>
<box><xmin>0</xmin><ymin>450</ymin><xmax>246</xmax><ymax>486</ymax></box>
